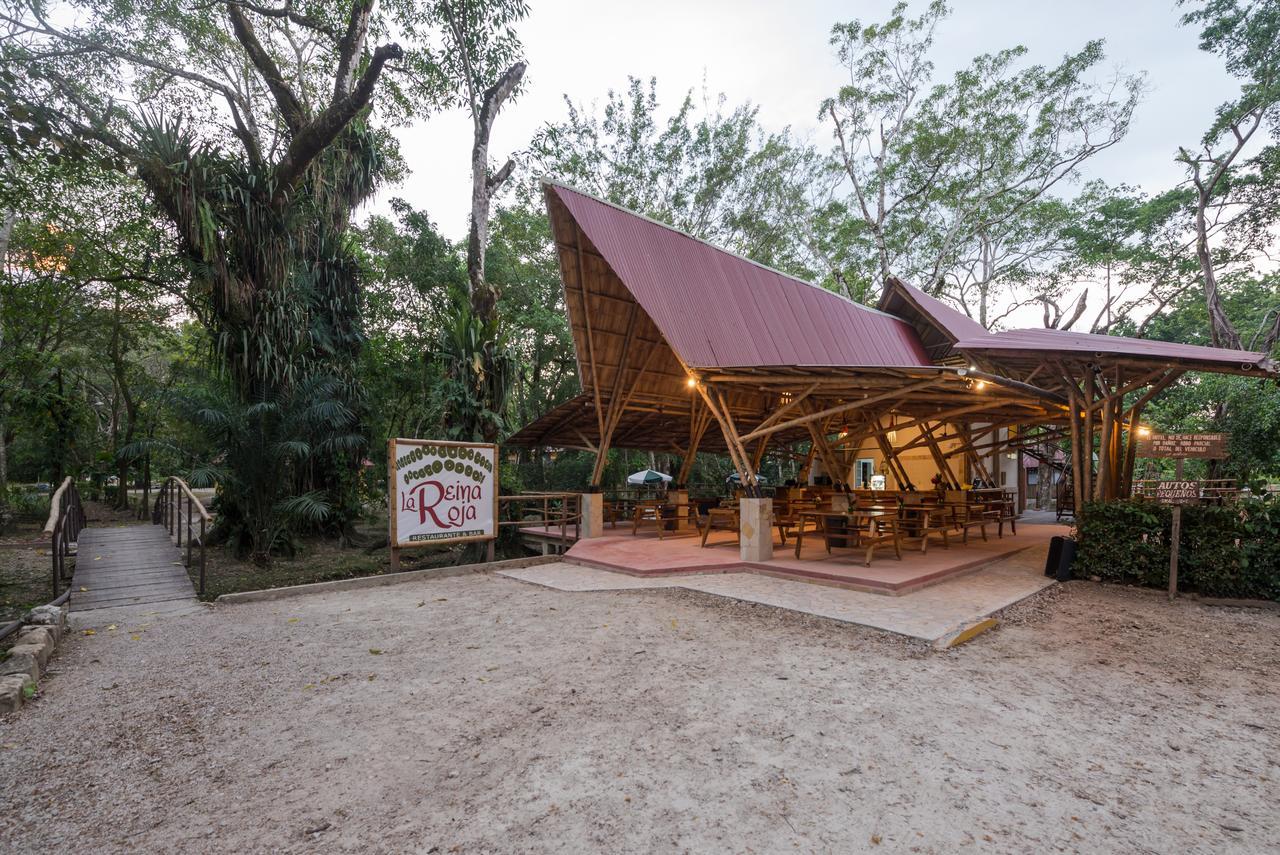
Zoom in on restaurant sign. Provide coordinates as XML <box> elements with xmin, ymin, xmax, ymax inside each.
<box><xmin>388</xmin><ymin>438</ymin><xmax>498</xmax><ymax>548</ymax></box>
<box><xmin>1136</xmin><ymin>432</ymin><xmax>1228</xmax><ymax>459</ymax></box>
<box><xmin>1155</xmin><ymin>480</ymin><xmax>1201</xmax><ymax>505</ymax></box>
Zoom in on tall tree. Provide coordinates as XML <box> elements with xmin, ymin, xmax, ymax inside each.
<box><xmin>527</xmin><ymin>76</ymin><xmax>817</xmax><ymax>278</ymax></box>
<box><xmin>1176</xmin><ymin>0</ymin><xmax>1280</xmax><ymax>351</ymax></box>
<box><xmin>423</xmin><ymin>0</ymin><xmax>529</xmax><ymax>322</ymax></box>
<box><xmin>821</xmin><ymin>1</ymin><xmax>1141</xmax><ymax>307</ymax></box>
<box><xmin>1</xmin><ymin>0</ymin><xmax>440</xmax><ymax>556</ymax></box>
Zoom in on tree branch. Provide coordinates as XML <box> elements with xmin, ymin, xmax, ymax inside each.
<box><xmin>333</xmin><ymin>0</ymin><xmax>373</xmax><ymax>99</ymax></box>
<box><xmin>272</xmin><ymin>40</ymin><xmax>403</xmax><ymax>198</ymax></box>
<box><xmin>226</xmin><ymin>2</ymin><xmax>307</xmax><ymax>133</ymax></box>
<box><xmin>228</xmin><ymin>1</ymin><xmax>342</xmax><ymax>39</ymax></box>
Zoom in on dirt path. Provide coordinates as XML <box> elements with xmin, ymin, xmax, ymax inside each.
<box><xmin>2</xmin><ymin>575</ymin><xmax>1277</xmax><ymax>853</ymax></box>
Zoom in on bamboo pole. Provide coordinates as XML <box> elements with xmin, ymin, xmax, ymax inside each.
<box><xmin>574</xmin><ymin>227</ymin><xmax>606</xmax><ymax>440</ymax></box>
<box><xmin>736</xmin><ymin>379</ymin><xmax>937</xmax><ymax>444</ymax></box>
<box><xmin>1083</xmin><ymin>368</ymin><xmax>1095</xmax><ymax>501</ymax></box>
<box><xmin>1066</xmin><ymin>387</ymin><xmax>1085</xmax><ymax>512</ymax></box>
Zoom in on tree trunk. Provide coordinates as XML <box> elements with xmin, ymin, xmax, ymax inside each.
<box><xmin>466</xmin><ymin>61</ymin><xmax>527</xmax><ymax>324</ymax></box>
<box><xmin>1193</xmin><ymin>202</ymin><xmax>1244</xmax><ymax>350</ymax></box>
<box><xmin>0</xmin><ymin>210</ymin><xmax>14</xmax><ymax>500</ymax></box>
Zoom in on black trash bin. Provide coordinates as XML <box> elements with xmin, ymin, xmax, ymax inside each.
<box><xmin>1044</xmin><ymin>535</ymin><xmax>1076</xmax><ymax>581</ymax></box>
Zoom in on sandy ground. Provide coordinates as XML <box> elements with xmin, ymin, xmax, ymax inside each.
<box><xmin>1</xmin><ymin>574</ymin><xmax>1278</xmax><ymax>854</ymax></box>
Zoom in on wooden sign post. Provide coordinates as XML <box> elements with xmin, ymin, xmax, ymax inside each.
<box><xmin>1137</xmin><ymin>433</ymin><xmax>1228</xmax><ymax>600</ymax></box>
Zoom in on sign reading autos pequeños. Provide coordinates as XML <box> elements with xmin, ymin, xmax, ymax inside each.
<box><xmin>388</xmin><ymin>439</ymin><xmax>498</xmax><ymax>548</ymax></box>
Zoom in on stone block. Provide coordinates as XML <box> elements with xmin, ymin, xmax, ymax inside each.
<box><xmin>580</xmin><ymin>493</ymin><xmax>605</xmax><ymax>539</ymax></box>
<box><xmin>27</xmin><ymin>604</ymin><xmax>65</xmax><ymax>629</ymax></box>
<box><xmin>25</xmin><ymin>605</ymin><xmax>66</xmax><ymax>644</ymax></box>
<box><xmin>739</xmin><ymin>497</ymin><xmax>774</xmax><ymax>562</ymax></box>
<box><xmin>1</xmin><ymin>647</ymin><xmax>40</xmax><ymax>681</ymax></box>
<box><xmin>16</xmin><ymin>626</ymin><xmax>54</xmax><ymax>661</ymax></box>
<box><xmin>0</xmin><ymin>673</ymin><xmax>35</xmax><ymax>713</ymax></box>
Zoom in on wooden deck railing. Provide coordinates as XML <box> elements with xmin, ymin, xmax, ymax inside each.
<box><xmin>152</xmin><ymin>477</ymin><xmax>213</xmax><ymax>595</ymax></box>
<box><xmin>498</xmin><ymin>492</ymin><xmax>581</xmax><ymax>552</ymax></box>
<box><xmin>42</xmin><ymin>476</ymin><xmax>85</xmax><ymax>598</ymax></box>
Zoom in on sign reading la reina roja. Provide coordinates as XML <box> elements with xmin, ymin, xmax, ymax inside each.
<box><xmin>388</xmin><ymin>438</ymin><xmax>498</xmax><ymax>548</ymax></box>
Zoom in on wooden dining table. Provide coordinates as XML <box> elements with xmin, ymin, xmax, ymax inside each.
<box><xmin>792</xmin><ymin>508</ymin><xmax>895</xmax><ymax>560</ymax></box>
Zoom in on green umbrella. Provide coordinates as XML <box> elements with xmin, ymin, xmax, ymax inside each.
<box><xmin>627</xmin><ymin>469</ymin><xmax>672</xmax><ymax>485</ymax></box>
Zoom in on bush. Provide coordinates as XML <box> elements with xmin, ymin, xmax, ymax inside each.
<box><xmin>1075</xmin><ymin>496</ymin><xmax>1280</xmax><ymax>600</ymax></box>
<box><xmin>1075</xmin><ymin>500</ymin><xmax>1170</xmax><ymax>587</ymax></box>
<box><xmin>1</xmin><ymin>486</ymin><xmax>52</xmax><ymax>520</ymax></box>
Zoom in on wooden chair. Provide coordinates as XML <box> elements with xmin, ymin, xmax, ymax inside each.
<box><xmin>902</xmin><ymin>505</ymin><xmax>951</xmax><ymax>554</ymax></box>
<box><xmin>860</xmin><ymin>516</ymin><xmax>903</xmax><ymax>566</ymax></box>
<box><xmin>632</xmin><ymin>499</ymin><xmax>670</xmax><ymax>539</ymax></box>
<box><xmin>995</xmin><ymin>491</ymin><xmax>1017</xmax><ymax>537</ymax></box>
<box><xmin>951</xmin><ymin>503</ymin><xmax>989</xmax><ymax>543</ymax></box>
<box><xmin>604</xmin><ymin>499</ymin><xmax>628</xmax><ymax>529</ymax></box>
<box><xmin>700</xmin><ymin>505</ymin><xmax>739</xmax><ymax>547</ymax></box>
<box><xmin>773</xmin><ymin>498</ymin><xmax>818</xmax><ymax>545</ymax></box>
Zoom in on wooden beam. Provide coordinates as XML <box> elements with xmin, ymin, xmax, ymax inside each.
<box><xmin>737</xmin><ymin>379</ymin><xmax>937</xmax><ymax>444</ymax></box>
<box><xmin>574</xmin><ymin>227</ymin><xmax>606</xmax><ymax>441</ymax></box>
<box><xmin>752</xmin><ymin>383</ymin><xmax>820</xmax><ymax>433</ymax></box>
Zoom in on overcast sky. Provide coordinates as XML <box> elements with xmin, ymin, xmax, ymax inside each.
<box><xmin>382</xmin><ymin>0</ymin><xmax>1239</xmax><ymax>242</ymax></box>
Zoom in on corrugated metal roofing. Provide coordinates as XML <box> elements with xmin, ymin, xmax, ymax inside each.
<box><xmin>956</xmin><ymin>328</ymin><xmax>1272</xmax><ymax>369</ymax></box>
<box><xmin>883</xmin><ymin>277</ymin><xmax>990</xmax><ymax>342</ymax></box>
<box><xmin>547</xmin><ymin>181</ymin><xmax>932</xmax><ymax>370</ymax></box>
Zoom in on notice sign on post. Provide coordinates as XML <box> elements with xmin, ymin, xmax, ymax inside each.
<box><xmin>388</xmin><ymin>438</ymin><xmax>498</xmax><ymax>549</ymax></box>
<box><xmin>1134</xmin><ymin>432</ymin><xmax>1228</xmax><ymax>600</ymax></box>
<box><xmin>1155</xmin><ymin>480</ymin><xmax>1201</xmax><ymax>505</ymax></box>
<box><xmin>1137</xmin><ymin>432</ymin><xmax>1227</xmax><ymax>458</ymax></box>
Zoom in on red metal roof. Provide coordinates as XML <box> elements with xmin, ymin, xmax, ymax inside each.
<box><xmin>883</xmin><ymin>277</ymin><xmax>990</xmax><ymax>342</ymax></box>
<box><xmin>548</xmin><ymin>181</ymin><xmax>932</xmax><ymax>370</ymax></box>
<box><xmin>956</xmin><ymin>328</ymin><xmax>1273</xmax><ymax>370</ymax></box>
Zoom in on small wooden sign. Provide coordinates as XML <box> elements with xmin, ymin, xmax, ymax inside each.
<box><xmin>1155</xmin><ymin>480</ymin><xmax>1201</xmax><ymax>505</ymax></box>
<box><xmin>1137</xmin><ymin>432</ymin><xmax>1228</xmax><ymax>459</ymax></box>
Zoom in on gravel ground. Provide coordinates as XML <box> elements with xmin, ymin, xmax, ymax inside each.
<box><xmin>1</xmin><ymin>575</ymin><xmax>1278</xmax><ymax>853</ymax></box>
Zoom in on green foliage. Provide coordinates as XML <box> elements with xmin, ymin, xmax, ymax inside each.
<box><xmin>1075</xmin><ymin>500</ymin><xmax>1172</xmax><ymax>587</ymax></box>
<box><xmin>822</xmin><ymin>0</ymin><xmax>1141</xmax><ymax>312</ymax></box>
<box><xmin>434</xmin><ymin>290</ymin><xmax>516</xmax><ymax>443</ymax></box>
<box><xmin>527</xmin><ymin>76</ymin><xmax>819</xmax><ymax>280</ymax></box>
<box><xmin>1076</xmin><ymin>497</ymin><xmax>1280</xmax><ymax>600</ymax></box>
<box><xmin>0</xmin><ymin>486</ymin><xmax>51</xmax><ymax>521</ymax></box>
<box><xmin>126</xmin><ymin>374</ymin><xmax>363</xmax><ymax>563</ymax></box>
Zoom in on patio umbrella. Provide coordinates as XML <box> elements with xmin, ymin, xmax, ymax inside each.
<box><xmin>626</xmin><ymin>469</ymin><xmax>672</xmax><ymax>486</ymax></box>
<box><xmin>725</xmin><ymin>472</ymin><xmax>768</xmax><ymax>485</ymax></box>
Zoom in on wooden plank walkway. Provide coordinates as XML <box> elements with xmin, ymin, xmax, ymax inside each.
<box><xmin>70</xmin><ymin>525</ymin><xmax>197</xmax><ymax>615</ymax></box>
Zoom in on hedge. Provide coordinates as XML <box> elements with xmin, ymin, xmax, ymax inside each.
<box><xmin>1074</xmin><ymin>496</ymin><xmax>1280</xmax><ymax>601</ymax></box>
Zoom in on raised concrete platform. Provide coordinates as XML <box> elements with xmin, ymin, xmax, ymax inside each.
<box><xmin>564</xmin><ymin>522</ymin><xmax>1065</xmax><ymax>595</ymax></box>
<box><xmin>499</xmin><ymin>546</ymin><xmax>1058</xmax><ymax>642</ymax></box>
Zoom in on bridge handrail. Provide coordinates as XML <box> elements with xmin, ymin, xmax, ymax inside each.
<box><xmin>44</xmin><ymin>476</ymin><xmax>85</xmax><ymax>597</ymax></box>
<box><xmin>42</xmin><ymin>476</ymin><xmax>73</xmax><ymax>535</ymax></box>
<box><xmin>152</xmin><ymin>477</ymin><xmax>211</xmax><ymax>595</ymax></box>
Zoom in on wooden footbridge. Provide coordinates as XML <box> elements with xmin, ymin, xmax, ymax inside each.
<box><xmin>45</xmin><ymin>477</ymin><xmax>210</xmax><ymax>621</ymax></box>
